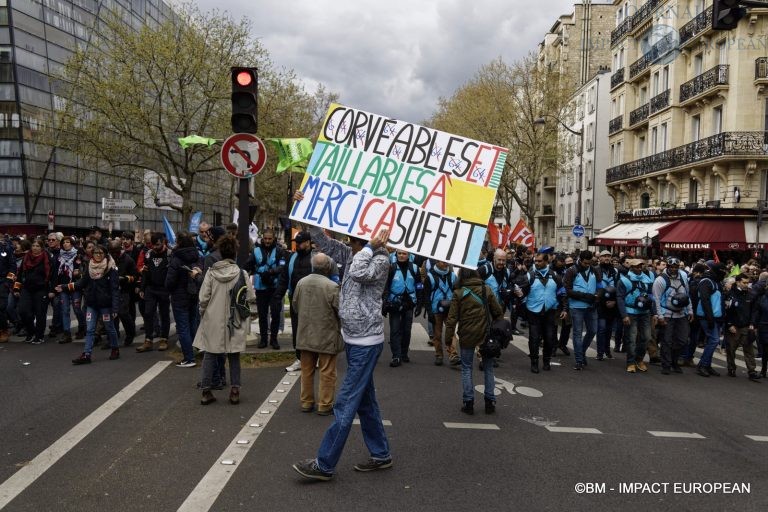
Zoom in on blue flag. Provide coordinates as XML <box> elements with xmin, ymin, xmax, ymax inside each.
<box><xmin>162</xmin><ymin>215</ymin><xmax>176</xmax><ymax>247</ymax></box>
<box><xmin>189</xmin><ymin>211</ymin><xmax>203</xmax><ymax>234</ymax></box>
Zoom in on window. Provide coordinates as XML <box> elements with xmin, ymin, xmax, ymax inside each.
<box><xmin>711</xmin><ymin>175</ymin><xmax>722</xmax><ymax>200</ymax></box>
<box><xmin>652</xmin><ymin>71</ymin><xmax>660</xmax><ymax>95</ymax></box>
<box><xmin>619</xmin><ymin>94</ymin><xmax>625</xmax><ymax>114</ymax></box>
<box><xmin>568</xmin><ymin>203</ymin><xmax>572</xmax><ymax>225</ymax></box>
<box><xmin>658</xmin><ymin>181</ymin><xmax>667</xmax><ymax>203</ymax></box>
<box><xmin>713</xmin><ymin>106</ymin><xmax>723</xmax><ymax>134</ymax></box>
<box><xmin>638</xmin><ymin>135</ymin><xmax>646</xmax><ymax>158</ymax></box>
<box><xmin>640</xmin><ymin>193</ymin><xmax>650</xmax><ymax>208</ymax></box>
<box><xmin>584</xmin><ymin>199</ymin><xmax>591</xmax><ymax>225</ymax></box>
<box><xmin>611</xmin><ymin>98</ymin><xmax>617</xmax><ymax>117</ymax></box>
<box><xmin>559</xmin><ymin>204</ymin><xmax>564</xmax><ymax>226</ymax></box>
<box><xmin>585</xmin><ymin>160</ymin><xmax>593</xmax><ymax>189</ymax></box>
<box><xmin>717</xmin><ymin>40</ymin><xmax>727</xmax><ymax>65</ymax></box>
<box><xmin>610</xmin><ymin>143</ymin><xmax>615</xmax><ymax>166</ymax></box>
<box><xmin>691</xmin><ymin>115</ymin><xmax>701</xmax><ymax>142</ymax></box>
<box><xmin>660</xmin><ymin>123</ymin><xmax>668</xmax><ymax>151</ymax></box>
<box><xmin>651</xmin><ymin>126</ymin><xmax>658</xmax><ymax>154</ymax></box>
<box><xmin>694</xmin><ymin>53</ymin><xmax>703</xmax><ymax>75</ymax></box>
<box><xmin>662</xmin><ymin>65</ymin><xmax>669</xmax><ymax>91</ymax></box>
<box><xmin>689</xmin><ymin>179</ymin><xmax>699</xmax><ymax>204</ymax></box>
<box><xmin>586</xmin><ymin>122</ymin><xmax>594</xmax><ymax>150</ymax></box>
<box><xmin>668</xmin><ymin>183</ymin><xmax>677</xmax><ymax>204</ymax></box>
<box><xmin>619</xmin><ymin>48</ymin><xmax>625</xmax><ymax>68</ymax></box>
<box><xmin>619</xmin><ymin>192</ymin><xmax>628</xmax><ymax>210</ymax></box>
<box><xmin>640</xmin><ymin>86</ymin><xmax>647</xmax><ymax>105</ymax></box>
<box><xmin>616</xmin><ymin>141</ymin><xmax>623</xmax><ymax>163</ymax></box>
<box><xmin>695</xmin><ymin>0</ymin><xmax>705</xmax><ymax>15</ymax></box>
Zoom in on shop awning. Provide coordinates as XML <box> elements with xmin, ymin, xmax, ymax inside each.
<box><xmin>659</xmin><ymin>219</ymin><xmax>746</xmax><ymax>251</ymax></box>
<box><xmin>742</xmin><ymin>220</ymin><xmax>768</xmax><ymax>250</ymax></box>
<box><xmin>594</xmin><ymin>221</ymin><xmax>678</xmax><ymax>246</ymax></box>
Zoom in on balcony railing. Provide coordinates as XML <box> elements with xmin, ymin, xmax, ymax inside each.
<box><xmin>629</xmin><ymin>33</ymin><xmax>676</xmax><ymax>79</ymax></box>
<box><xmin>610</xmin><ymin>0</ymin><xmax>661</xmax><ymax>46</ymax></box>
<box><xmin>679</xmin><ymin>6</ymin><xmax>712</xmax><ymax>46</ymax></box>
<box><xmin>609</xmin><ymin>115</ymin><xmax>624</xmax><ymax>135</ymax></box>
<box><xmin>629</xmin><ymin>103</ymin><xmax>649</xmax><ymax>126</ymax></box>
<box><xmin>611</xmin><ymin>17</ymin><xmax>632</xmax><ymax>46</ymax></box>
<box><xmin>757</xmin><ymin>57</ymin><xmax>768</xmax><ymax>80</ymax></box>
<box><xmin>649</xmin><ymin>89</ymin><xmax>671</xmax><ymax>115</ymax></box>
<box><xmin>606</xmin><ymin>131</ymin><xmax>768</xmax><ymax>184</ymax></box>
<box><xmin>611</xmin><ymin>68</ymin><xmax>625</xmax><ymax>89</ymax></box>
<box><xmin>679</xmin><ymin>65</ymin><xmax>729</xmax><ymax>104</ymax></box>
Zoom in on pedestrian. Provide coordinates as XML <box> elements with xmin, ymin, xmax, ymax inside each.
<box><xmin>13</xmin><ymin>239</ymin><xmax>55</xmax><ymax>344</ymax></box>
<box><xmin>0</xmin><ymin>231</ymin><xmax>18</xmax><ymax>343</ymax></box>
<box><xmin>423</xmin><ymin>260</ymin><xmax>459</xmax><ymax>366</ymax></box>
<box><xmin>293</xmin><ymin>253</ymin><xmax>343</xmax><ymax>415</ymax></box>
<box><xmin>292</xmin><ymin>228</ymin><xmax>392</xmax><ymax>482</ymax></box>
<box><xmin>444</xmin><ymin>267</ymin><xmax>504</xmax><ymax>414</ymax></box>
<box><xmin>563</xmin><ymin>250</ymin><xmax>603</xmax><ymax>370</ymax></box>
<box><xmin>596</xmin><ymin>250</ymin><xmax>619</xmax><ymax>361</ymax></box>
<box><xmin>652</xmin><ymin>257</ymin><xmax>692</xmax><ymax>375</ymax></box>
<box><xmin>695</xmin><ymin>262</ymin><xmax>727</xmax><ymax>377</ymax></box>
<box><xmin>384</xmin><ymin>249</ymin><xmax>422</xmax><ymax>367</ymax></box>
<box><xmin>66</xmin><ymin>245</ymin><xmax>121</xmax><ymax>364</ymax></box>
<box><xmin>247</xmin><ymin>228</ymin><xmax>286</xmax><ymax>349</ymax></box>
<box><xmin>166</xmin><ymin>232</ymin><xmax>202</xmax><ymax>368</ymax></box>
<box><xmin>136</xmin><ymin>233</ymin><xmax>170</xmax><ymax>353</ymax></box>
<box><xmin>193</xmin><ymin>235</ymin><xmax>255</xmax><ymax>405</ymax></box>
<box><xmin>108</xmin><ymin>240</ymin><xmax>138</xmax><ymax>347</ymax></box>
<box><xmin>723</xmin><ymin>273</ymin><xmax>760</xmax><ymax>381</ymax></box>
<box><xmin>617</xmin><ymin>258</ymin><xmax>655</xmax><ymax>373</ymax></box>
<box><xmin>55</xmin><ymin>236</ymin><xmax>85</xmax><ymax>344</ymax></box>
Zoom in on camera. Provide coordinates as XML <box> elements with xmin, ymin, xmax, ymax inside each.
<box><xmin>437</xmin><ymin>299</ymin><xmax>451</xmax><ymax>313</ymax></box>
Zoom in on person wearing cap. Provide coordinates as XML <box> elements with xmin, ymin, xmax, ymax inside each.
<box><xmin>275</xmin><ymin>230</ymin><xmax>314</xmax><ymax>368</ymax></box>
<box><xmin>695</xmin><ymin>262</ymin><xmax>727</xmax><ymax>377</ymax></box>
<box><xmin>681</xmin><ymin>262</ymin><xmax>709</xmax><ymax>366</ymax></box>
<box><xmin>596</xmin><ymin>250</ymin><xmax>619</xmax><ymax>361</ymax></box>
<box><xmin>617</xmin><ymin>258</ymin><xmax>655</xmax><ymax>373</ymax></box>
<box><xmin>245</xmin><ymin>228</ymin><xmax>287</xmax><ymax>349</ymax></box>
<box><xmin>563</xmin><ymin>250</ymin><xmax>603</xmax><ymax>370</ymax></box>
<box><xmin>652</xmin><ymin>257</ymin><xmax>692</xmax><ymax>375</ymax></box>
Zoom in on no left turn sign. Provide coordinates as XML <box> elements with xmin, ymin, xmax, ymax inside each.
<box><xmin>220</xmin><ymin>133</ymin><xmax>267</xmax><ymax>178</ymax></box>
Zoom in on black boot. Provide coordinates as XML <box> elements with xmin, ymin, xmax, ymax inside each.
<box><xmin>461</xmin><ymin>401</ymin><xmax>474</xmax><ymax>415</ymax></box>
<box><xmin>530</xmin><ymin>357</ymin><xmax>539</xmax><ymax>374</ymax></box>
<box><xmin>257</xmin><ymin>337</ymin><xmax>268</xmax><ymax>349</ymax></box>
<box><xmin>484</xmin><ymin>398</ymin><xmax>496</xmax><ymax>414</ymax></box>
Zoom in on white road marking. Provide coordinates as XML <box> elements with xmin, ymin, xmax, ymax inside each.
<box><xmin>545</xmin><ymin>426</ymin><xmax>602</xmax><ymax>434</ymax></box>
<box><xmin>0</xmin><ymin>361</ymin><xmax>171</xmax><ymax>509</ymax></box>
<box><xmin>648</xmin><ymin>431</ymin><xmax>705</xmax><ymax>439</ymax></box>
<box><xmin>444</xmin><ymin>422</ymin><xmax>500</xmax><ymax>430</ymax></box>
<box><xmin>177</xmin><ymin>371</ymin><xmax>300</xmax><ymax>512</ymax></box>
<box><xmin>353</xmin><ymin>419</ymin><xmax>392</xmax><ymax>426</ymax></box>
<box><xmin>745</xmin><ymin>435</ymin><xmax>768</xmax><ymax>442</ymax></box>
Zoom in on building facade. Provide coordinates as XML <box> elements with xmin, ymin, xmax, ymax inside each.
<box><xmin>601</xmin><ymin>0</ymin><xmax>768</xmax><ymax>258</ymax></box>
<box><xmin>536</xmin><ymin>0</ymin><xmax>615</xmax><ymax>249</ymax></box>
<box><xmin>0</xmin><ymin>0</ymin><xmax>231</xmax><ymax>235</ymax></box>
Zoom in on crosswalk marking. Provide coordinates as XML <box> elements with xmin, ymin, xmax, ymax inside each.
<box><xmin>444</xmin><ymin>422</ymin><xmax>500</xmax><ymax>430</ymax></box>
<box><xmin>745</xmin><ymin>435</ymin><xmax>768</xmax><ymax>442</ymax></box>
<box><xmin>545</xmin><ymin>426</ymin><xmax>602</xmax><ymax>434</ymax></box>
<box><xmin>0</xmin><ymin>361</ymin><xmax>171</xmax><ymax>509</ymax></box>
<box><xmin>353</xmin><ymin>419</ymin><xmax>392</xmax><ymax>426</ymax></box>
<box><xmin>648</xmin><ymin>431</ymin><xmax>705</xmax><ymax>439</ymax></box>
<box><xmin>178</xmin><ymin>372</ymin><xmax>300</xmax><ymax>512</ymax></box>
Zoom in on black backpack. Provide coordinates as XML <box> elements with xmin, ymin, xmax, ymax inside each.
<box><xmin>227</xmin><ymin>271</ymin><xmax>251</xmax><ymax>336</ymax></box>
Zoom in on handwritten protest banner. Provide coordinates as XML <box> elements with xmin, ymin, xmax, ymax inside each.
<box><xmin>290</xmin><ymin>104</ymin><xmax>508</xmax><ymax>268</ymax></box>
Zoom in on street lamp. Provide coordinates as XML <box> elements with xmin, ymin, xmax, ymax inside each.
<box><xmin>533</xmin><ymin>115</ymin><xmax>585</xmax><ymax>233</ymax></box>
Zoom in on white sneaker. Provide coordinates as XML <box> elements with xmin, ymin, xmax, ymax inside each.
<box><xmin>285</xmin><ymin>359</ymin><xmax>301</xmax><ymax>372</ymax></box>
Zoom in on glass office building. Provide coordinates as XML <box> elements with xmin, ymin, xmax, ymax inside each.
<box><xmin>0</xmin><ymin>0</ymin><xmax>232</xmax><ymax>235</ymax></box>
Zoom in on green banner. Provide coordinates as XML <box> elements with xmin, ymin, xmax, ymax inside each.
<box><xmin>265</xmin><ymin>138</ymin><xmax>313</xmax><ymax>174</ymax></box>
<box><xmin>178</xmin><ymin>135</ymin><xmax>218</xmax><ymax>149</ymax></box>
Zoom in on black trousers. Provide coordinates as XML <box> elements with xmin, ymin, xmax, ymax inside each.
<box><xmin>114</xmin><ymin>291</ymin><xmax>136</xmax><ymax>342</ymax></box>
<box><xmin>19</xmin><ymin>288</ymin><xmax>48</xmax><ymax>339</ymax></box>
<box><xmin>528</xmin><ymin>309</ymin><xmax>557</xmax><ymax>363</ymax></box>
<box><xmin>143</xmin><ymin>288</ymin><xmax>170</xmax><ymax>339</ymax></box>
<box><xmin>256</xmin><ymin>289</ymin><xmax>281</xmax><ymax>343</ymax></box>
<box><xmin>0</xmin><ymin>282</ymin><xmax>9</xmax><ymax>330</ymax></box>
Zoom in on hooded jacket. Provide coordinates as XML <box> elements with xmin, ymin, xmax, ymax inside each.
<box><xmin>444</xmin><ymin>277</ymin><xmax>504</xmax><ymax>349</ymax></box>
<box><xmin>193</xmin><ymin>259</ymin><xmax>255</xmax><ymax>353</ymax></box>
<box><xmin>165</xmin><ymin>246</ymin><xmax>201</xmax><ymax>305</ymax></box>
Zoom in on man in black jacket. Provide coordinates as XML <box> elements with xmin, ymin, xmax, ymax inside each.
<box><xmin>246</xmin><ymin>229</ymin><xmax>287</xmax><ymax>349</ymax></box>
<box><xmin>109</xmin><ymin>241</ymin><xmax>138</xmax><ymax>347</ymax></box>
<box><xmin>0</xmin><ymin>232</ymin><xmax>15</xmax><ymax>343</ymax></box>
<box><xmin>696</xmin><ymin>262</ymin><xmax>726</xmax><ymax>377</ymax></box>
<box><xmin>724</xmin><ymin>273</ymin><xmax>760</xmax><ymax>381</ymax></box>
<box><xmin>136</xmin><ymin>233</ymin><xmax>170</xmax><ymax>352</ymax></box>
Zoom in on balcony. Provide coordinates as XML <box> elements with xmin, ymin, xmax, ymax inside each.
<box><xmin>611</xmin><ymin>17</ymin><xmax>632</xmax><ymax>47</ymax></box>
<box><xmin>629</xmin><ymin>33</ymin><xmax>676</xmax><ymax>81</ymax></box>
<box><xmin>679</xmin><ymin>6</ymin><xmax>712</xmax><ymax>48</ymax></box>
<box><xmin>606</xmin><ymin>131</ymin><xmax>768</xmax><ymax>184</ymax></box>
<box><xmin>679</xmin><ymin>65</ymin><xmax>728</xmax><ymax>105</ymax></box>
<box><xmin>629</xmin><ymin>103</ymin><xmax>650</xmax><ymax>128</ymax></box>
<box><xmin>756</xmin><ymin>57</ymin><xmax>768</xmax><ymax>84</ymax></box>
<box><xmin>610</xmin><ymin>0</ymin><xmax>661</xmax><ymax>46</ymax></box>
<box><xmin>609</xmin><ymin>115</ymin><xmax>624</xmax><ymax>135</ymax></box>
<box><xmin>541</xmin><ymin>204</ymin><xmax>555</xmax><ymax>216</ymax></box>
<box><xmin>542</xmin><ymin>176</ymin><xmax>556</xmax><ymax>189</ymax></box>
<box><xmin>611</xmin><ymin>68</ymin><xmax>625</xmax><ymax>90</ymax></box>
<box><xmin>649</xmin><ymin>89</ymin><xmax>671</xmax><ymax>115</ymax></box>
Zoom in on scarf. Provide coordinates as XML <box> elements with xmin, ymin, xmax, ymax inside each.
<box><xmin>23</xmin><ymin>250</ymin><xmax>51</xmax><ymax>280</ymax></box>
<box><xmin>58</xmin><ymin>247</ymin><xmax>78</xmax><ymax>278</ymax></box>
<box><xmin>88</xmin><ymin>255</ymin><xmax>116</xmax><ymax>280</ymax></box>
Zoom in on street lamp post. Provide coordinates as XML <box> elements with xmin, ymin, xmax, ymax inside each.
<box><xmin>534</xmin><ymin>115</ymin><xmax>585</xmax><ymax>246</ymax></box>
<box><xmin>641</xmin><ymin>232</ymin><xmax>652</xmax><ymax>258</ymax></box>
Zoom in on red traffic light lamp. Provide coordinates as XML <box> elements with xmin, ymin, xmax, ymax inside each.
<box><xmin>231</xmin><ymin>67</ymin><xmax>258</xmax><ymax>134</ymax></box>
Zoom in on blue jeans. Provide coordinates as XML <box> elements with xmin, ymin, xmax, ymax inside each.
<box><xmin>624</xmin><ymin>314</ymin><xmax>651</xmax><ymax>365</ymax></box>
<box><xmin>316</xmin><ymin>343</ymin><xmax>390</xmax><ymax>474</ymax></box>
<box><xmin>698</xmin><ymin>319</ymin><xmax>721</xmax><ymax>368</ymax></box>
<box><xmin>460</xmin><ymin>346</ymin><xmax>495</xmax><ymax>402</ymax></box>
<box><xmin>597</xmin><ymin>316</ymin><xmax>617</xmax><ymax>357</ymax></box>
<box><xmin>570</xmin><ymin>307</ymin><xmax>597</xmax><ymax>365</ymax></box>
<box><xmin>60</xmin><ymin>291</ymin><xmax>85</xmax><ymax>334</ymax></box>
<box><xmin>172</xmin><ymin>300</ymin><xmax>199</xmax><ymax>362</ymax></box>
<box><xmin>84</xmin><ymin>307</ymin><xmax>119</xmax><ymax>354</ymax></box>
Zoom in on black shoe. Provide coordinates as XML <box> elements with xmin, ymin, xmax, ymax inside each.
<box><xmin>401</xmin><ymin>355</ymin><xmax>410</xmax><ymax>363</ymax></box>
<box><xmin>434</xmin><ymin>356</ymin><xmax>444</xmax><ymax>366</ymax></box>
<box><xmin>257</xmin><ymin>341</ymin><xmax>268</xmax><ymax>349</ymax></box>
<box><xmin>461</xmin><ymin>401</ymin><xmax>474</xmax><ymax>415</ymax></box>
<box><xmin>353</xmin><ymin>458</ymin><xmax>393</xmax><ymax>472</ymax></box>
<box><xmin>542</xmin><ymin>361</ymin><xmax>551</xmax><ymax>371</ymax></box>
<box><xmin>605</xmin><ymin>352</ymin><xmax>614</xmax><ymax>359</ymax></box>
<box><xmin>696</xmin><ymin>367</ymin><xmax>710</xmax><ymax>377</ymax></box>
<box><xmin>389</xmin><ymin>358</ymin><xmax>401</xmax><ymax>367</ymax></box>
<box><xmin>559</xmin><ymin>346</ymin><xmax>571</xmax><ymax>356</ymax></box>
<box><xmin>573</xmin><ymin>363</ymin><xmax>583</xmax><ymax>371</ymax></box>
<box><xmin>293</xmin><ymin>459</ymin><xmax>333</xmax><ymax>481</ymax></box>
<box><xmin>25</xmin><ymin>334</ymin><xmax>33</xmax><ymax>343</ymax></box>
<box><xmin>511</xmin><ymin>329</ymin><xmax>523</xmax><ymax>336</ymax></box>
<box><xmin>706</xmin><ymin>367</ymin><xmax>720</xmax><ymax>377</ymax></box>
<box><xmin>595</xmin><ymin>355</ymin><xmax>604</xmax><ymax>361</ymax></box>
<box><xmin>72</xmin><ymin>352</ymin><xmax>92</xmax><ymax>365</ymax></box>
<box><xmin>661</xmin><ymin>367</ymin><xmax>670</xmax><ymax>375</ymax></box>
<box><xmin>58</xmin><ymin>334</ymin><xmax>73</xmax><ymax>344</ymax></box>
<box><xmin>748</xmin><ymin>373</ymin><xmax>762</xmax><ymax>382</ymax></box>
<box><xmin>200</xmin><ymin>390</ymin><xmax>216</xmax><ymax>405</ymax></box>
<box><xmin>649</xmin><ymin>357</ymin><xmax>662</xmax><ymax>365</ymax></box>
<box><xmin>530</xmin><ymin>362</ymin><xmax>539</xmax><ymax>374</ymax></box>
<box><xmin>672</xmin><ymin>365</ymin><xmax>683</xmax><ymax>374</ymax></box>
<box><xmin>484</xmin><ymin>398</ymin><xmax>495</xmax><ymax>414</ymax></box>
<box><xmin>270</xmin><ymin>342</ymin><xmax>280</xmax><ymax>350</ymax></box>
<box><xmin>727</xmin><ymin>369</ymin><xmax>736</xmax><ymax>377</ymax></box>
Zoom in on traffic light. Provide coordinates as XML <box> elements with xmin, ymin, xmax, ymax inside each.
<box><xmin>231</xmin><ymin>67</ymin><xmax>258</xmax><ymax>133</ymax></box>
<box><xmin>712</xmin><ymin>0</ymin><xmax>746</xmax><ymax>30</ymax></box>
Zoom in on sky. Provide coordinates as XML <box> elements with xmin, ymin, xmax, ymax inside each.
<box><xmin>192</xmin><ymin>0</ymin><xmax>593</xmax><ymax>125</ymax></box>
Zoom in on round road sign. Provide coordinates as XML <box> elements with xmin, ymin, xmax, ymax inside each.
<box><xmin>572</xmin><ymin>224</ymin><xmax>585</xmax><ymax>238</ymax></box>
<box><xmin>221</xmin><ymin>133</ymin><xmax>267</xmax><ymax>178</ymax></box>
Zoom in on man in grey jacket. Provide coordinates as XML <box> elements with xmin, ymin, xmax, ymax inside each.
<box><xmin>293</xmin><ymin>227</ymin><xmax>393</xmax><ymax>481</ymax></box>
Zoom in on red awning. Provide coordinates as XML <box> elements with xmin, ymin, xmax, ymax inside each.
<box><xmin>659</xmin><ymin>219</ymin><xmax>747</xmax><ymax>251</ymax></box>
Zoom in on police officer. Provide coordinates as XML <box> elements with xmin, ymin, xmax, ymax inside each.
<box><xmin>652</xmin><ymin>257</ymin><xmax>692</xmax><ymax>375</ymax></box>
<box><xmin>384</xmin><ymin>250</ymin><xmax>422</xmax><ymax>367</ymax></box>
<box><xmin>520</xmin><ymin>252</ymin><xmax>566</xmax><ymax>373</ymax></box>
<box><xmin>596</xmin><ymin>250</ymin><xmax>619</xmax><ymax>361</ymax></box>
<box><xmin>563</xmin><ymin>250</ymin><xmax>603</xmax><ymax>371</ymax></box>
<box><xmin>247</xmin><ymin>229</ymin><xmax>287</xmax><ymax>349</ymax></box>
<box><xmin>617</xmin><ymin>258</ymin><xmax>655</xmax><ymax>373</ymax></box>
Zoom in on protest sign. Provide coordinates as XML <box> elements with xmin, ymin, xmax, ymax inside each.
<box><xmin>290</xmin><ymin>104</ymin><xmax>508</xmax><ymax>268</ymax></box>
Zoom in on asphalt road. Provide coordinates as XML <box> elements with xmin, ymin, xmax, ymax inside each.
<box><xmin>1</xmin><ymin>319</ymin><xmax>766</xmax><ymax>512</ymax></box>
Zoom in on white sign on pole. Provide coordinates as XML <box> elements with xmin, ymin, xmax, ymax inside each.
<box><xmin>102</xmin><ymin>198</ymin><xmax>137</xmax><ymax>210</ymax></box>
<box><xmin>102</xmin><ymin>212</ymin><xmax>138</xmax><ymax>222</ymax></box>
